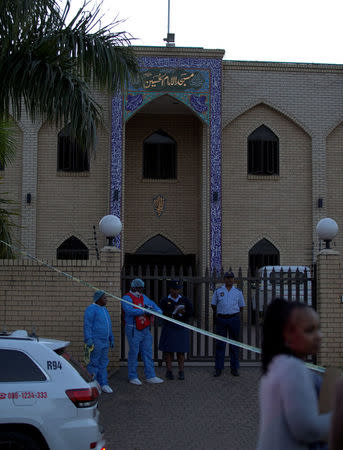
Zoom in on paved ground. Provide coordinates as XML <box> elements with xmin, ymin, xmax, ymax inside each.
<box><xmin>99</xmin><ymin>366</ymin><xmax>260</xmax><ymax>450</ymax></box>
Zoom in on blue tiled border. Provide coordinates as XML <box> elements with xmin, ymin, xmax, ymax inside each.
<box><xmin>111</xmin><ymin>56</ymin><xmax>222</xmax><ymax>272</ymax></box>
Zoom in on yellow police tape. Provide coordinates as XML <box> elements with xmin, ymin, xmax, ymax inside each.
<box><xmin>0</xmin><ymin>240</ymin><xmax>325</xmax><ymax>373</ymax></box>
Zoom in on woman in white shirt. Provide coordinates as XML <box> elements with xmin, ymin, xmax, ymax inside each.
<box><xmin>257</xmin><ymin>299</ymin><xmax>331</xmax><ymax>450</ymax></box>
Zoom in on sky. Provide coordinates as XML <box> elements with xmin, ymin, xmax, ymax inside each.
<box><xmin>71</xmin><ymin>0</ymin><xmax>343</xmax><ymax>65</ymax></box>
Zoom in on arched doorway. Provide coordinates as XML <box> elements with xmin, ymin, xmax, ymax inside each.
<box><xmin>248</xmin><ymin>238</ymin><xmax>280</xmax><ymax>276</ymax></box>
<box><xmin>123</xmin><ymin>94</ymin><xmax>203</xmax><ymax>274</ymax></box>
<box><xmin>124</xmin><ymin>234</ymin><xmax>196</xmax><ymax>274</ymax></box>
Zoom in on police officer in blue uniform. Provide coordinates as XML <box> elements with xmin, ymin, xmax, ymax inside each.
<box><xmin>158</xmin><ymin>279</ymin><xmax>193</xmax><ymax>380</ymax></box>
<box><xmin>211</xmin><ymin>271</ymin><xmax>245</xmax><ymax>377</ymax></box>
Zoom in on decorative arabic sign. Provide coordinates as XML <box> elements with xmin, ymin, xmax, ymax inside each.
<box><xmin>153</xmin><ymin>195</ymin><xmax>166</xmax><ymax>217</ymax></box>
<box><xmin>130</xmin><ymin>69</ymin><xmax>206</xmax><ymax>92</ymax></box>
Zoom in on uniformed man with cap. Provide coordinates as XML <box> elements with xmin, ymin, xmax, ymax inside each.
<box><xmin>122</xmin><ymin>278</ymin><xmax>164</xmax><ymax>385</ymax></box>
<box><xmin>158</xmin><ymin>279</ymin><xmax>193</xmax><ymax>380</ymax></box>
<box><xmin>211</xmin><ymin>271</ymin><xmax>245</xmax><ymax>377</ymax></box>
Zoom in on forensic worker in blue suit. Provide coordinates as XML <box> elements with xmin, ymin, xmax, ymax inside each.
<box><xmin>122</xmin><ymin>278</ymin><xmax>164</xmax><ymax>386</ymax></box>
<box><xmin>211</xmin><ymin>272</ymin><xmax>245</xmax><ymax>377</ymax></box>
<box><xmin>84</xmin><ymin>290</ymin><xmax>114</xmax><ymax>393</ymax></box>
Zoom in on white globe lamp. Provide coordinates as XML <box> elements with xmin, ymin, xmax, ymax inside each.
<box><xmin>316</xmin><ymin>218</ymin><xmax>338</xmax><ymax>249</ymax></box>
<box><xmin>99</xmin><ymin>215</ymin><xmax>122</xmax><ymax>246</ymax></box>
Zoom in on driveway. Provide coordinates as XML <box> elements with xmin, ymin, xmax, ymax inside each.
<box><xmin>99</xmin><ymin>366</ymin><xmax>260</xmax><ymax>450</ymax></box>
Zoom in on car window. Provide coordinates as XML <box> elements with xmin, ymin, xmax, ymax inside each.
<box><xmin>58</xmin><ymin>350</ymin><xmax>93</xmax><ymax>382</ymax></box>
<box><xmin>0</xmin><ymin>349</ymin><xmax>46</xmax><ymax>382</ymax></box>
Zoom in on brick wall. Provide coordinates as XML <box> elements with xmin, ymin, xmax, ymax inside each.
<box><xmin>0</xmin><ymin>246</ymin><xmax>122</xmax><ymax>373</ymax></box>
<box><xmin>124</xmin><ymin>113</ymin><xmax>202</xmax><ymax>256</ymax></box>
<box><xmin>326</xmin><ymin>123</ymin><xmax>343</xmax><ymax>253</ymax></box>
<box><xmin>222</xmin><ymin>103</ymin><xmax>312</xmax><ymax>270</ymax></box>
<box><xmin>316</xmin><ymin>250</ymin><xmax>343</xmax><ymax>367</ymax></box>
<box><xmin>36</xmin><ymin>121</ymin><xmax>110</xmax><ymax>260</ymax></box>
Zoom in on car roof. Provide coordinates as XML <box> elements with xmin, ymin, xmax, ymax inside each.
<box><xmin>258</xmin><ymin>265</ymin><xmax>311</xmax><ymax>272</ymax></box>
<box><xmin>0</xmin><ymin>330</ymin><xmax>70</xmax><ymax>351</ymax></box>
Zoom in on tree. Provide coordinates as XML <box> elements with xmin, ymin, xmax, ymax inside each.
<box><xmin>0</xmin><ymin>0</ymin><xmax>139</xmax><ymax>256</ymax></box>
<box><xmin>0</xmin><ymin>121</ymin><xmax>17</xmax><ymax>258</ymax></box>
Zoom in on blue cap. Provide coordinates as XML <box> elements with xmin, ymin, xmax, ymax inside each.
<box><xmin>224</xmin><ymin>271</ymin><xmax>235</xmax><ymax>278</ymax></box>
<box><xmin>131</xmin><ymin>278</ymin><xmax>145</xmax><ymax>288</ymax></box>
<box><xmin>169</xmin><ymin>279</ymin><xmax>183</xmax><ymax>290</ymax></box>
<box><xmin>93</xmin><ymin>290</ymin><xmax>105</xmax><ymax>302</ymax></box>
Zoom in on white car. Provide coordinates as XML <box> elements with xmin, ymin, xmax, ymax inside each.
<box><xmin>252</xmin><ymin>265</ymin><xmax>312</xmax><ymax>312</ymax></box>
<box><xmin>0</xmin><ymin>330</ymin><xmax>106</xmax><ymax>450</ymax></box>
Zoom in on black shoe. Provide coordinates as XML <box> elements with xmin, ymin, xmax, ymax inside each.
<box><xmin>166</xmin><ymin>370</ymin><xmax>174</xmax><ymax>380</ymax></box>
<box><xmin>178</xmin><ymin>371</ymin><xmax>185</xmax><ymax>380</ymax></box>
<box><xmin>213</xmin><ymin>369</ymin><xmax>222</xmax><ymax>377</ymax></box>
<box><xmin>231</xmin><ymin>369</ymin><xmax>239</xmax><ymax>377</ymax></box>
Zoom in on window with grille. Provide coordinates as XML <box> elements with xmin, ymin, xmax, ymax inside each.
<box><xmin>143</xmin><ymin>130</ymin><xmax>176</xmax><ymax>179</ymax></box>
<box><xmin>57</xmin><ymin>124</ymin><xmax>89</xmax><ymax>172</ymax></box>
<box><xmin>57</xmin><ymin>236</ymin><xmax>89</xmax><ymax>260</ymax></box>
<box><xmin>248</xmin><ymin>125</ymin><xmax>279</xmax><ymax>175</ymax></box>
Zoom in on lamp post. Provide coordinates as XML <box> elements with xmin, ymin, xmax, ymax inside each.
<box><xmin>316</xmin><ymin>218</ymin><xmax>338</xmax><ymax>249</ymax></box>
<box><xmin>99</xmin><ymin>215</ymin><xmax>122</xmax><ymax>247</ymax></box>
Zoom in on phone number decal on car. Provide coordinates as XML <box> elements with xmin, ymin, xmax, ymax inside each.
<box><xmin>0</xmin><ymin>392</ymin><xmax>48</xmax><ymax>399</ymax></box>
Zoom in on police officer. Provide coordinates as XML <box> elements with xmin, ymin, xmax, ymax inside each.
<box><xmin>211</xmin><ymin>272</ymin><xmax>245</xmax><ymax>377</ymax></box>
<box><xmin>122</xmin><ymin>278</ymin><xmax>164</xmax><ymax>385</ymax></box>
<box><xmin>158</xmin><ymin>279</ymin><xmax>193</xmax><ymax>380</ymax></box>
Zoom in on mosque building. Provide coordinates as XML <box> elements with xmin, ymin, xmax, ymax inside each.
<box><xmin>3</xmin><ymin>45</ymin><xmax>343</xmax><ymax>277</ymax></box>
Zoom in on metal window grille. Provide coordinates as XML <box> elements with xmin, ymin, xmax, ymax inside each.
<box><xmin>248</xmin><ymin>125</ymin><xmax>279</xmax><ymax>175</ymax></box>
<box><xmin>143</xmin><ymin>130</ymin><xmax>176</xmax><ymax>179</ymax></box>
<box><xmin>57</xmin><ymin>236</ymin><xmax>89</xmax><ymax>260</ymax></box>
<box><xmin>57</xmin><ymin>126</ymin><xmax>89</xmax><ymax>172</ymax></box>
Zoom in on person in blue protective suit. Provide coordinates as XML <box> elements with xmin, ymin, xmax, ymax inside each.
<box><xmin>84</xmin><ymin>290</ymin><xmax>114</xmax><ymax>393</ymax></box>
<box><xmin>122</xmin><ymin>278</ymin><xmax>164</xmax><ymax>386</ymax></box>
<box><xmin>158</xmin><ymin>279</ymin><xmax>193</xmax><ymax>380</ymax></box>
<box><xmin>211</xmin><ymin>271</ymin><xmax>245</xmax><ymax>377</ymax></box>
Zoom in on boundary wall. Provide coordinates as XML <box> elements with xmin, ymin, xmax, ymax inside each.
<box><xmin>0</xmin><ymin>246</ymin><xmax>121</xmax><ymax>373</ymax></box>
<box><xmin>1</xmin><ymin>246</ymin><xmax>343</xmax><ymax>369</ymax></box>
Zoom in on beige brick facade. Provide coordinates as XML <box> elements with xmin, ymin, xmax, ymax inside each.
<box><xmin>0</xmin><ymin>246</ymin><xmax>121</xmax><ymax>372</ymax></box>
<box><xmin>124</xmin><ymin>113</ymin><xmax>202</xmax><ymax>256</ymax></box>
<box><xmin>1</xmin><ymin>48</ymin><xmax>343</xmax><ymax>367</ymax></box>
<box><xmin>1</xmin><ymin>47</ymin><xmax>342</xmax><ymax>273</ymax></box>
<box><xmin>316</xmin><ymin>250</ymin><xmax>343</xmax><ymax>368</ymax></box>
<box><xmin>222</xmin><ymin>103</ymin><xmax>312</xmax><ymax>270</ymax></box>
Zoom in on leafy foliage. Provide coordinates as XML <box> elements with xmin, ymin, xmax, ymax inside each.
<box><xmin>0</xmin><ymin>0</ymin><xmax>139</xmax><ymax>257</ymax></box>
<box><xmin>0</xmin><ymin>0</ymin><xmax>139</xmax><ymax>149</ymax></box>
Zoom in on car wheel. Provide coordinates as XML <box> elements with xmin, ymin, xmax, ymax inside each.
<box><xmin>0</xmin><ymin>431</ymin><xmax>42</xmax><ymax>450</ymax></box>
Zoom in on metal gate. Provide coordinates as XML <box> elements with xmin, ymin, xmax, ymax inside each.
<box><xmin>120</xmin><ymin>265</ymin><xmax>316</xmax><ymax>363</ymax></box>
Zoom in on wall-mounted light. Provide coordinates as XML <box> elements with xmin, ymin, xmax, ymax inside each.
<box><xmin>316</xmin><ymin>217</ymin><xmax>338</xmax><ymax>249</ymax></box>
<box><xmin>99</xmin><ymin>215</ymin><xmax>122</xmax><ymax>247</ymax></box>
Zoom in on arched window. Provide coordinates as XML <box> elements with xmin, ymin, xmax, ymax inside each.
<box><xmin>248</xmin><ymin>238</ymin><xmax>280</xmax><ymax>276</ymax></box>
<box><xmin>57</xmin><ymin>236</ymin><xmax>89</xmax><ymax>260</ymax></box>
<box><xmin>143</xmin><ymin>130</ymin><xmax>176</xmax><ymax>179</ymax></box>
<box><xmin>136</xmin><ymin>234</ymin><xmax>183</xmax><ymax>255</ymax></box>
<box><xmin>57</xmin><ymin>124</ymin><xmax>89</xmax><ymax>172</ymax></box>
<box><xmin>248</xmin><ymin>125</ymin><xmax>279</xmax><ymax>175</ymax></box>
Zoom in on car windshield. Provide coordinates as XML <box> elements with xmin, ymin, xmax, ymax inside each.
<box><xmin>56</xmin><ymin>349</ymin><xmax>93</xmax><ymax>382</ymax></box>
